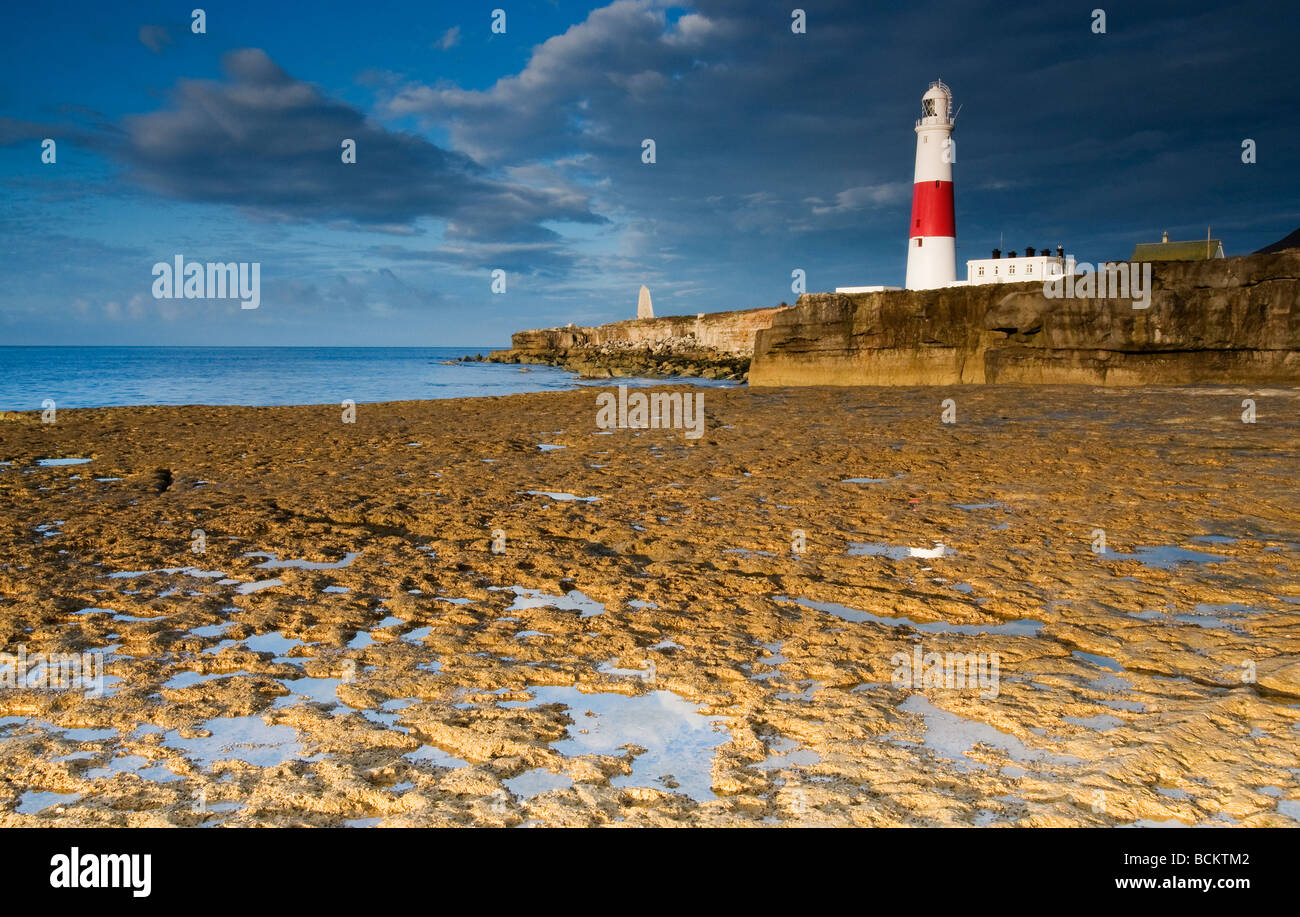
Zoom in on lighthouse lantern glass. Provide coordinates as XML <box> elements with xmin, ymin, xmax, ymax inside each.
<box><xmin>923</xmin><ymin>98</ymin><xmax>936</xmax><ymax>117</ymax></box>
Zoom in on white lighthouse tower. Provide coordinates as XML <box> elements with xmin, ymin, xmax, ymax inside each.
<box><xmin>905</xmin><ymin>80</ymin><xmax>957</xmax><ymax>290</ymax></box>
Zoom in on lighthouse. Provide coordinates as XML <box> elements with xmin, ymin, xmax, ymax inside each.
<box><xmin>905</xmin><ymin>80</ymin><xmax>957</xmax><ymax>290</ymax></box>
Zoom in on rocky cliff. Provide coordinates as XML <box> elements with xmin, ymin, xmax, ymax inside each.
<box><xmin>750</xmin><ymin>250</ymin><xmax>1300</xmax><ymax>386</ymax></box>
<box><xmin>487</xmin><ymin>304</ymin><xmax>790</xmax><ymax>380</ymax></box>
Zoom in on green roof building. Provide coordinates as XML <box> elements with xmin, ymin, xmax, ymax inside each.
<box><xmin>1131</xmin><ymin>230</ymin><xmax>1225</xmax><ymax>262</ymax></box>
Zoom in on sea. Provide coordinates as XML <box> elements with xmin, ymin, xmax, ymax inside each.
<box><xmin>0</xmin><ymin>347</ymin><xmax>736</xmax><ymax>410</ymax></box>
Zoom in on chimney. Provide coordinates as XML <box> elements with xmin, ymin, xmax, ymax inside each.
<box><xmin>992</xmin><ymin>248</ymin><xmax>1001</xmax><ymax>259</ymax></box>
<box><xmin>1009</xmin><ymin>251</ymin><xmax>1017</xmax><ymax>259</ymax></box>
<box><xmin>1056</xmin><ymin>245</ymin><xmax>1064</xmax><ymax>258</ymax></box>
<box><xmin>1025</xmin><ymin>246</ymin><xmax>1036</xmax><ymax>257</ymax></box>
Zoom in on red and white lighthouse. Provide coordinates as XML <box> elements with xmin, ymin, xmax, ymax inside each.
<box><xmin>905</xmin><ymin>80</ymin><xmax>957</xmax><ymax>289</ymax></box>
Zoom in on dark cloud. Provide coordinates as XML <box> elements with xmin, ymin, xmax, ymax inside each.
<box><xmin>380</xmin><ymin>0</ymin><xmax>1299</xmax><ymax>278</ymax></box>
<box><xmin>0</xmin><ymin>117</ymin><xmax>50</xmax><ymax>146</ymax></box>
<box><xmin>5</xmin><ymin>0</ymin><xmax>1295</xmax><ymax>346</ymax></box>
<box><xmin>375</xmin><ymin>0</ymin><xmax>960</xmax><ymax>293</ymax></box>
<box><xmin>371</xmin><ymin>239</ymin><xmax>575</xmax><ymax>276</ymax></box>
<box><xmin>138</xmin><ymin>25</ymin><xmax>172</xmax><ymax>54</ymax></box>
<box><xmin>273</xmin><ymin>267</ymin><xmax>445</xmax><ymax>321</ymax></box>
<box><xmin>118</xmin><ymin>48</ymin><xmax>606</xmax><ymax>240</ymax></box>
<box><xmin>0</xmin><ymin>105</ymin><xmax>119</xmax><ymax>150</ymax></box>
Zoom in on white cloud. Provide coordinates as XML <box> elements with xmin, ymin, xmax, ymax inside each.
<box><xmin>435</xmin><ymin>26</ymin><xmax>461</xmax><ymax>51</ymax></box>
<box><xmin>807</xmin><ymin>184</ymin><xmax>910</xmax><ymax>216</ymax></box>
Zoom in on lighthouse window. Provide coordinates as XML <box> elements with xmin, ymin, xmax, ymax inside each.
<box><xmin>1008</xmin><ymin>265</ymin><xmax>1015</xmax><ymax>275</ymax></box>
<box><xmin>1026</xmin><ymin>263</ymin><xmax>1033</xmax><ymax>274</ymax></box>
<box><xmin>916</xmin><ymin>239</ymin><xmax>922</xmax><ymax>247</ymax></box>
<box><xmin>977</xmin><ymin>267</ymin><xmax>984</xmax><ymax>276</ymax></box>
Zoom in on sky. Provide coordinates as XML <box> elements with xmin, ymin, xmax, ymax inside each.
<box><xmin>1</xmin><ymin>0</ymin><xmax>1296</xmax><ymax>346</ymax></box>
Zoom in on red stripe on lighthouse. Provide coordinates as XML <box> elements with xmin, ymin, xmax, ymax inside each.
<box><xmin>909</xmin><ymin>180</ymin><xmax>955</xmax><ymax>238</ymax></box>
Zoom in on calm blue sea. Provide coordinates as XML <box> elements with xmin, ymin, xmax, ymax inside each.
<box><xmin>0</xmin><ymin>346</ymin><xmax>589</xmax><ymax>410</ymax></box>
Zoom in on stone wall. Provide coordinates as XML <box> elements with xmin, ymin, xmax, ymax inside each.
<box><xmin>749</xmin><ymin>250</ymin><xmax>1300</xmax><ymax>386</ymax></box>
<box><xmin>510</xmin><ymin>304</ymin><xmax>791</xmax><ymax>357</ymax></box>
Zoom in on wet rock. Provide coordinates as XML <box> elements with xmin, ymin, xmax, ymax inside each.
<box><xmin>2</xmin><ymin>385</ymin><xmax>1297</xmax><ymax>826</ymax></box>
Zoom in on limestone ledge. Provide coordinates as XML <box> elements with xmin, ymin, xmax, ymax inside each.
<box><xmin>751</xmin><ymin>249</ymin><xmax>1300</xmax><ymax>386</ymax></box>
<box><xmin>485</xmin><ymin>304</ymin><xmax>790</xmax><ymax>381</ymax></box>
<box><xmin>485</xmin><ymin>338</ymin><xmax>750</xmax><ymax>381</ymax></box>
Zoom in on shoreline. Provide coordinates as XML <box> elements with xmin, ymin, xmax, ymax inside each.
<box><xmin>0</xmin><ymin>377</ymin><xmax>737</xmax><ymax>418</ymax></box>
<box><xmin>4</xmin><ymin>378</ymin><xmax>1298</xmax><ymax>420</ymax></box>
<box><xmin>1</xmin><ymin>378</ymin><xmax>1296</xmax><ymax>416</ymax></box>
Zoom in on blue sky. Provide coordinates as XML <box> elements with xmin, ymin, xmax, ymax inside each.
<box><xmin>1</xmin><ymin>0</ymin><xmax>1296</xmax><ymax>346</ymax></box>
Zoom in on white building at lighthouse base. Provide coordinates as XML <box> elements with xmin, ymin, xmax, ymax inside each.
<box><xmin>963</xmin><ymin>249</ymin><xmax>1077</xmax><ymax>285</ymax></box>
<box><xmin>834</xmin><ymin>246</ymin><xmax>1079</xmax><ymax>293</ymax></box>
